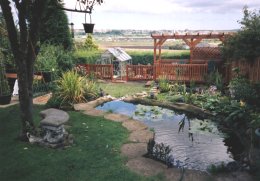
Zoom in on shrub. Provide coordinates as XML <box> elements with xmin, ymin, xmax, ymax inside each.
<box><xmin>35</xmin><ymin>44</ymin><xmax>75</xmax><ymax>78</ymax></box>
<box><xmin>83</xmin><ymin>79</ymin><xmax>99</xmax><ymax>101</ymax></box>
<box><xmin>56</xmin><ymin>71</ymin><xmax>86</xmax><ymax>107</ymax></box>
<box><xmin>127</xmin><ymin>50</ymin><xmax>190</xmax><ymax>65</ymax></box>
<box><xmin>158</xmin><ymin>78</ymin><xmax>170</xmax><ymax>93</ymax></box>
<box><xmin>73</xmin><ymin>50</ymin><xmax>101</xmax><ymax>64</ymax></box>
<box><xmin>229</xmin><ymin>75</ymin><xmax>257</xmax><ymax>103</ymax></box>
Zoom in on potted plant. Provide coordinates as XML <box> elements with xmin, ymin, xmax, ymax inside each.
<box><xmin>83</xmin><ymin>13</ymin><xmax>94</xmax><ymax>34</ymax></box>
<box><xmin>0</xmin><ymin>54</ymin><xmax>11</xmax><ymax>105</ymax></box>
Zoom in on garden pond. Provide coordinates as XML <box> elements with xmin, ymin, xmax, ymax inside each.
<box><xmin>96</xmin><ymin>100</ymin><xmax>243</xmax><ymax>171</ymax></box>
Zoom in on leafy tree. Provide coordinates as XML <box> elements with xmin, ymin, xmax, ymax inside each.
<box><xmin>0</xmin><ymin>0</ymin><xmax>103</xmax><ymax>141</ymax></box>
<box><xmin>39</xmin><ymin>0</ymin><xmax>72</xmax><ymax>50</ymax></box>
<box><xmin>222</xmin><ymin>7</ymin><xmax>260</xmax><ymax>62</ymax></box>
<box><xmin>0</xmin><ymin>0</ymin><xmax>47</xmax><ymax>140</ymax></box>
<box><xmin>84</xmin><ymin>34</ymin><xmax>98</xmax><ymax>50</ymax></box>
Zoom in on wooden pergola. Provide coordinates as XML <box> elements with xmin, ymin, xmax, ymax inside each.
<box><xmin>151</xmin><ymin>33</ymin><xmax>230</xmax><ymax>64</ymax></box>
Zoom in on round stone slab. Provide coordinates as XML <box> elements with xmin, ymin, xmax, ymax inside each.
<box><xmin>40</xmin><ymin>108</ymin><xmax>69</xmax><ymax>127</ymax></box>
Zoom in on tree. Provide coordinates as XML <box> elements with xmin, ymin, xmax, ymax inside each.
<box><xmin>84</xmin><ymin>34</ymin><xmax>98</xmax><ymax>50</ymax></box>
<box><xmin>222</xmin><ymin>7</ymin><xmax>260</xmax><ymax>63</ymax></box>
<box><xmin>39</xmin><ymin>1</ymin><xmax>72</xmax><ymax>50</ymax></box>
<box><xmin>0</xmin><ymin>0</ymin><xmax>47</xmax><ymax>140</ymax></box>
<box><xmin>0</xmin><ymin>0</ymin><xmax>103</xmax><ymax>141</ymax></box>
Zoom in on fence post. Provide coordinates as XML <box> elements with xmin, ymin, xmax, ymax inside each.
<box><xmin>126</xmin><ymin>65</ymin><xmax>129</xmax><ymax>82</ymax></box>
<box><xmin>153</xmin><ymin>64</ymin><xmax>156</xmax><ymax>81</ymax></box>
<box><xmin>111</xmin><ymin>64</ymin><xmax>113</xmax><ymax>81</ymax></box>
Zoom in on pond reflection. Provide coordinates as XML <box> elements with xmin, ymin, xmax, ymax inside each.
<box><xmin>96</xmin><ymin>100</ymin><xmax>240</xmax><ymax>171</ymax></box>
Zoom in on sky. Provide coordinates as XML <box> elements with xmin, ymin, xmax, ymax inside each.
<box><xmin>64</xmin><ymin>0</ymin><xmax>260</xmax><ymax>30</ymax></box>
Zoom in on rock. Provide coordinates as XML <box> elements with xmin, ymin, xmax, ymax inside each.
<box><xmin>122</xmin><ymin>119</ymin><xmax>148</xmax><ymax>132</ymax></box>
<box><xmin>83</xmin><ymin>109</ymin><xmax>106</xmax><ymax>117</ymax></box>
<box><xmin>129</xmin><ymin>130</ymin><xmax>154</xmax><ymax>143</ymax></box>
<box><xmin>121</xmin><ymin>143</ymin><xmax>147</xmax><ymax>159</ymax></box>
<box><xmin>40</xmin><ymin>108</ymin><xmax>69</xmax><ymax>127</ymax></box>
<box><xmin>104</xmin><ymin>113</ymin><xmax>130</xmax><ymax>122</ymax></box>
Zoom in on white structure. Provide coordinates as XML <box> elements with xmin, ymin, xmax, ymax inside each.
<box><xmin>97</xmin><ymin>47</ymin><xmax>132</xmax><ymax>77</ymax></box>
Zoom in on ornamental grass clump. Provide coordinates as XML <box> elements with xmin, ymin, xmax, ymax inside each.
<box><xmin>56</xmin><ymin>70</ymin><xmax>86</xmax><ymax>106</ymax></box>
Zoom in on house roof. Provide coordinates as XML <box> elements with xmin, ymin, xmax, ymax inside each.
<box><xmin>105</xmin><ymin>47</ymin><xmax>132</xmax><ymax>62</ymax></box>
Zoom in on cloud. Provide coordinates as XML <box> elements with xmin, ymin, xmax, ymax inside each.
<box><xmin>168</xmin><ymin>0</ymin><xmax>260</xmax><ymax>13</ymax></box>
<box><xmin>63</xmin><ymin>0</ymin><xmax>260</xmax><ymax>15</ymax></box>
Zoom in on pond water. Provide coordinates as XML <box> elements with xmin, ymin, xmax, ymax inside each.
<box><xmin>96</xmin><ymin>100</ymin><xmax>237</xmax><ymax>171</ymax></box>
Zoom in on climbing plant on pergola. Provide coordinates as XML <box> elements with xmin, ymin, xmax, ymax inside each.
<box><xmin>151</xmin><ymin>33</ymin><xmax>230</xmax><ymax>64</ymax></box>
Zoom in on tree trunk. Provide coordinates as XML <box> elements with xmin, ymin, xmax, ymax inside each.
<box><xmin>0</xmin><ymin>0</ymin><xmax>46</xmax><ymax>141</ymax></box>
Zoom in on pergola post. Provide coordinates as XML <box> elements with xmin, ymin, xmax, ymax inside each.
<box><xmin>153</xmin><ymin>39</ymin><xmax>157</xmax><ymax>65</ymax></box>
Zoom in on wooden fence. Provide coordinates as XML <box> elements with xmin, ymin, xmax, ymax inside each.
<box><xmin>155</xmin><ymin>63</ymin><xmax>208</xmax><ymax>82</ymax></box>
<box><xmin>76</xmin><ymin>64</ymin><xmax>113</xmax><ymax>80</ymax></box>
<box><xmin>126</xmin><ymin>65</ymin><xmax>154</xmax><ymax>81</ymax></box>
<box><xmin>225</xmin><ymin>58</ymin><xmax>260</xmax><ymax>83</ymax></box>
<box><xmin>78</xmin><ymin>63</ymin><xmax>208</xmax><ymax>82</ymax></box>
<box><xmin>126</xmin><ymin>63</ymin><xmax>207</xmax><ymax>82</ymax></box>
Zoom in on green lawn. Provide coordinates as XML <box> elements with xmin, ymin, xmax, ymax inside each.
<box><xmin>99</xmin><ymin>82</ymin><xmax>149</xmax><ymax>98</ymax></box>
<box><xmin>0</xmin><ymin>105</ymin><xmax>165</xmax><ymax>181</ymax></box>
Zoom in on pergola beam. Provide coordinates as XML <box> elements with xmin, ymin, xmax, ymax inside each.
<box><xmin>151</xmin><ymin>33</ymin><xmax>233</xmax><ymax>64</ymax></box>
<box><xmin>151</xmin><ymin>33</ymin><xmax>228</xmax><ymax>40</ymax></box>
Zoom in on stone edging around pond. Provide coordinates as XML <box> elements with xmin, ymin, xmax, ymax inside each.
<box><xmin>74</xmin><ymin>96</ymin><xmax>213</xmax><ymax>181</ymax></box>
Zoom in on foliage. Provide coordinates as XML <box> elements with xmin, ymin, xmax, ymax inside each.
<box><xmin>158</xmin><ymin>78</ymin><xmax>170</xmax><ymax>93</ymax></box>
<box><xmin>45</xmin><ymin>94</ymin><xmax>64</xmax><ymax>109</ymax></box>
<box><xmin>228</xmin><ymin>71</ymin><xmax>257</xmax><ymax>103</ymax></box>
<box><xmin>207</xmin><ymin>162</ymin><xmax>229</xmax><ymax>174</ymax></box>
<box><xmin>205</xmin><ymin>70</ymin><xmax>223</xmax><ymax>91</ymax></box>
<box><xmin>35</xmin><ymin>44</ymin><xmax>59</xmax><ymax>72</ymax></box>
<box><xmin>83</xmin><ymin>79</ymin><xmax>99</xmax><ymax>101</ymax></box>
<box><xmin>39</xmin><ymin>0</ymin><xmax>73</xmax><ymax>50</ymax></box>
<box><xmin>168</xmin><ymin>43</ymin><xmax>188</xmax><ymax>50</ymax></box>
<box><xmin>127</xmin><ymin>50</ymin><xmax>190</xmax><ymax>65</ymax></box>
<box><xmin>35</xmin><ymin>44</ymin><xmax>74</xmax><ymax>76</ymax></box>
<box><xmin>84</xmin><ymin>34</ymin><xmax>99</xmax><ymax>50</ymax></box>
<box><xmin>0</xmin><ymin>53</ymin><xmax>10</xmax><ymax>95</ymax></box>
<box><xmin>73</xmin><ymin>50</ymin><xmax>101</xmax><ymax>64</ymax></box>
<box><xmin>222</xmin><ymin>7</ymin><xmax>260</xmax><ymax>62</ymax></box>
<box><xmin>56</xmin><ymin>71</ymin><xmax>87</xmax><ymax>107</ymax></box>
<box><xmin>0</xmin><ymin>12</ymin><xmax>15</xmax><ymax>71</ymax></box>
<box><xmin>145</xmin><ymin>137</ymin><xmax>172</xmax><ymax>164</ymax></box>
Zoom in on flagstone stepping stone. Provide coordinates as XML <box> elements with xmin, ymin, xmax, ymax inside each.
<box><xmin>129</xmin><ymin>129</ymin><xmax>154</xmax><ymax>143</ymax></box>
<box><xmin>104</xmin><ymin>113</ymin><xmax>130</xmax><ymax>122</ymax></box>
<box><xmin>122</xmin><ymin>119</ymin><xmax>148</xmax><ymax>132</ymax></box>
<box><xmin>126</xmin><ymin>157</ymin><xmax>166</xmax><ymax>177</ymax></box>
<box><xmin>83</xmin><ymin>109</ymin><xmax>106</xmax><ymax>117</ymax></box>
<box><xmin>121</xmin><ymin>143</ymin><xmax>147</xmax><ymax>159</ymax></box>
<box><xmin>74</xmin><ymin>103</ymin><xmax>94</xmax><ymax>111</ymax></box>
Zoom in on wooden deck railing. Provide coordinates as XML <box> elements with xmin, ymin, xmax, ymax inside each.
<box><xmin>155</xmin><ymin>63</ymin><xmax>208</xmax><ymax>82</ymax></box>
<box><xmin>77</xmin><ymin>63</ymin><xmax>208</xmax><ymax>82</ymax></box>
<box><xmin>126</xmin><ymin>65</ymin><xmax>154</xmax><ymax>81</ymax></box>
<box><xmin>76</xmin><ymin>64</ymin><xmax>113</xmax><ymax>80</ymax></box>
<box><xmin>159</xmin><ymin>59</ymin><xmax>189</xmax><ymax>64</ymax></box>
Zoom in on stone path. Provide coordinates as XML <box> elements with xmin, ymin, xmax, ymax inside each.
<box><xmin>74</xmin><ymin>96</ymin><xmax>253</xmax><ymax>181</ymax></box>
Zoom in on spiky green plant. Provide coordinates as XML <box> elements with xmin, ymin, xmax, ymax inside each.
<box><xmin>56</xmin><ymin>70</ymin><xmax>86</xmax><ymax>105</ymax></box>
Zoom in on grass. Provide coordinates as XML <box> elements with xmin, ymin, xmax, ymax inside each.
<box><xmin>0</xmin><ymin>105</ymin><xmax>165</xmax><ymax>181</ymax></box>
<box><xmin>99</xmin><ymin>82</ymin><xmax>149</xmax><ymax>98</ymax></box>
